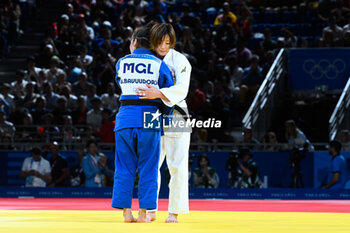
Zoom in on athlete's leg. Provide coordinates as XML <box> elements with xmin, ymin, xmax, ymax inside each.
<box><xmin>165</xmin><ymin>132</ymin><xmax>191</xmax><ymax>221</ymax></box>
<box><xmin>111</xmin><ymin>129</ymin><xmax>137</xmax><ymax>222</ymax></box>
<box><xmin>147</xmin><ymin>136</ymin><xmax>166</xmax><ymax>221</ymax></box>
<box><xmin>137</xmin><ymin>129</ymin><xmax>161</xmax><ymax>210</ymax></box>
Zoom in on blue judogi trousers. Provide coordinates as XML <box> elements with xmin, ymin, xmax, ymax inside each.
<box><xmin>111</xmin><ymin>128</ymin><xmax>160</xmax><ymax>209</ymax></box>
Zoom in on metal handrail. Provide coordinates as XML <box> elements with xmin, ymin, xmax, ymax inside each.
<box><xmin>242</xmin><ymin>48</ymin><xmax>286</xmax><ymax>139</ymax></box>
<box><xmin>329</xmin><ymin>77</ymin><xmax>350</xmax><ymax>140</ymax></box>
<box><xmin>0</xmin><ymin>142</ymin><xmax>329</xmax><ymax>152</ymax></box>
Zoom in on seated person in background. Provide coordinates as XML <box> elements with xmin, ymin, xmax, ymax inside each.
<box><xmin>98</xmin><ymin>153</ymin><xmax>114</xmax><ymax>186</ymax></box>
<box><xmin>47</xmin><ymin>141</ymin><xmax>69</xmax><ymax>187</ymax></box>
<box><xmin>239</xmin><ymin>126</ymin><xmax>260</xmax><ymax>151</ymax></box>
<box><xmin>339</xmin><ymin>129</ymin><xmax>350</xmax><ymax>151</ymax></box>
<box><xmin>262</xmin><ymin>131</ymin><xmax>280</xmax><ymax>151</ymax></box>
<box><xmin>285</xmin><ymin>119</ymin><xmax>314</xmax><ymax>151</ymax></box>
<box><xmin>322</xmin><ymin>140</ymin><xmax>347</xmax><ymax>189</ymax></box>
<box><xmin>82</xmin><ymin>140</ymin><xmax>104</xmax><ymax>187</ymax></box>
<box><xmin>70</xmin><ymin>149</ymin><xmax>86</xmax><ymax>187</ymax></box>
<box><xmin>20</xmin><ymin>147</ymin><xmax>51</xmax><ymax>187</ymax></box>
<box><xmin>239</xmin><ymin>55</ymin><xmax>263</xmax><ymax>108</ymax></box>
<box><xmin>193</xmin><ymin>153</ymin><xmax>219</xmax><ymax>188</ymax></box>
<box><xmin>237</xmin><ymin>148</ymin><xmax>261</xmax><ymax>188</ymax></box>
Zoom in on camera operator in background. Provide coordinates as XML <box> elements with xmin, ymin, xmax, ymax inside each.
<box><xmin>285</xmin><ymin>119</ymin><xmax>314</xmax><ymax>151</ymax></box>
<box><xmin>237</xmin><ymin>148</ymin><xmax>261</xmax><ymax>188</ymax></box>
<box><xmin>226</xmin><ymin>151</ymin><xmax>242</xmax><ymax>188</ymax></box>
<box><xmin>285</xmin><ymin>119</ymin><xmax>314</xmax><ymax>188</ymax></box>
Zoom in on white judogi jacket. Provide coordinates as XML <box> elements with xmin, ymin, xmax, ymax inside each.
<box><xmin>160</xmin><ymin>49</ymin><xmax>192</xmax><ymax>135</ymax></box>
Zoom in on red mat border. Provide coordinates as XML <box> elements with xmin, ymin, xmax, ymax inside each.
<box><xmin>1</xmin><ymin>198</ymin><xmax>350</xmax><ymax>213</ymax></box>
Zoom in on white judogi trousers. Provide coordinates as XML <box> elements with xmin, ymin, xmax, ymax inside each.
<box><xmin>157</xmin><ymin>131</ymin><xmax>191</xmax><ymax>214</ymax></box>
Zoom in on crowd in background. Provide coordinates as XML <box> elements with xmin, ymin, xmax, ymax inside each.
<box><xmin>1</xmin><ymin>0</ymin><xmax>350</xmax><ymax>149</ymax></box>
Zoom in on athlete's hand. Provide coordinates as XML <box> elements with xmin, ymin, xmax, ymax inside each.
<box><xmin>137</xmin><ymin>84</ymin><xmax>161</xmax><ymax>99</ymax></box>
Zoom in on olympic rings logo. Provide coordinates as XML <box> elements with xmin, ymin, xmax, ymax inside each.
<box><xmin>302</xmin><ymin>59</ymin><xmax>346</xmax><ymax>80</ymax></box>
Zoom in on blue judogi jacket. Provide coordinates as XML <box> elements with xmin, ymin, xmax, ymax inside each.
<box><xmin>114</xmin><ymin>48</ymin><xmax>174</xmax><ymax>132</ymax></box>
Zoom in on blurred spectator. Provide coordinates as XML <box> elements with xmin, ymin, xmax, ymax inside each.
<box><xmin>87</xmin><ymin>97</ymin><xmax>103</xmax><ymax>131</ymax></box>
<box><xmin>3</xmin><ymin>0</ymin><xmax>22</xmax><ymax>46</ymax></box>
<box><xmin>261</xmin><ymin>27</ymin><xmax>276</xmax><ymax>52</ymax></box>
<box><xmin>62</xmin><ymin>115</ymin><xmax>78</xmax><ymax>147</ymax></box>
<box><xmin>60</xmin><ymin>85</ymin><xmax>77</xmax><ymax>111</ymax></box>
<box><xmin>75</xmin><ymin>13</ymin><xmax>94</xmax><ymax>43</ymax></box>
<box><xmin>0</xmin><ymin>110</ymin><xmax>15</xmax><ymax>137</ymax></box>
<box><xmin>1</xmin><ymin>83</ymin><xmax>16</xmax><ymax>112</ymax></box>
<box><xmin>38</xmin><ymin>113</ymin><xmax>61</xmax><ymax>143</ymax></box>
<box><xmin>22</xmin><ymin>82</ymin><xmax>39</xmax><ymax>109</ymax></box>
<box><xmin>322</xmin><ymin>140</ymin><xmax>347</xmax><ymax>189</ymax></box>
<box><xmin>25</xmin><ymin>56</ymin><xmax>42</xmax><ymax>82</ymax></box>
<box><xmin>193</xmin><ymin>153</ymin><xmax>219</xmax><ymax>188</ymax></box>
<box><xmin>78</xmin><ymin>44</ymin><xmax>93</xmax><ymax>69</ymax></box>
<box><xmin>180</xmin><ymin>26</ymin><xmax>195</xmax><ymax>55</ymax></box>
<box><xmin>37</xmin><ymin>43</ymin><xmax>57</xmax><ymax>68</ymax></box>
<box><xmin>43</xmin><ymin>82</ymin><xmax>60</xmax><ymax>112</ymax></box>
<box><xmin>82</xmin><ymin>140</ymin><xmax>104</xmax><ymax>187</ymax></box>
<box><xmin>17</xmin><ymin>112</ymin><xmax>37</xmax><ymax>141</ymax></box>
<box><xmin>226</xmin><ymin>39</ymin><xmax>252</xmax><ymax>68</ymax></box>
<box><xmin>262</xmin><ymin>131</ymin><xmax>280</xmax><ymax>151</ymax></box>
<box><xmin>239</xmin><ymin>55</ymin><xmax>263</xmax><ymax>107</ymax></box>
<box><xmin>285</xmin><ymin>119</ymin><xmax>314</xmax><ymax>151</ymax></box>
<box><xmin>72</xmin><ymin>95</ymin><xmax>88</xmax><ymax>125</ymax></box>
<box><xmin>0</xmin><ymin>133</ymin><xmax>15</xmax><ymax>150</ymax></box>
<box><xmin>11</xmin><ymin>69</ymin><xmax>28</xmax><ymax>100</ymax></box>
<box><xmin>70</xmin><ymin>149</ymin><xmax>86</xmax><ymax>187</ymax></box>
<box><xmin>214</xmin><ymin>2</ymin><xmax>237</xmax><ymax>27</ymax></box>
<box><xmin>322</xmin><ymin>15</ymin><xmax>343</xmax><ymax>42</ymax></box>
<box><xmin>92</xmin><ymin>49</ymin><xmax>116</xmax><ymax>92</ymax></box>
<box><xmin>225</xmin><ymin>55</ymin><xmax>243</xmax><ymax>95</ymax></box>
<box><xmin>98</xmin><ymin>152</ymin><xmax>114</xmax><ymax>186</ymax></box>
<box><xmin>239</xmin><ymin>127</ymin><xmax>260</xmax><ymax>151</ymax></box>
<box><xmin>237</xmin><ymin>148</ymin><xmax>261</xmax><ymax>188</ymax></box>
<box><xmin>98</xmin><ymin>108</ymin><xmax>115</xmax><ymax>143</ymax></box>
<box><xmin>47</xmin><ymin>141</ymin><xmax>69</xmax><ymax>187</ymax></box>
<box><xmin>58</xmin><ymin>14</ymin><xmax>70</xmax><ymax>42</ymax></box>
<box><xmin>147</xmin><ymin>0</ymin><xmax>168</xmax><ymax>22</ymax></box>
<box><xmin>53</xmin><ymin>72</ymin><xmax>69</xmax><ymax>94</ymax></box>
<box><xmin>52</xmin><ymin>96</ymin><xmax>71</xmax><ymax>125</ymax></box>
<box><xmin>339</xmin><ymin>129</ymin><xmax>350</xmax><ymax>151</ymax></box>
<box><xmin>187</xmin><ymin>80</ymin><xmax>206</xmax><ymax>113</ymax></box>
<box><xmin>65</xmin><ymin>55</ymin><xmax>83</xmax><ymax>84</ymax></box>
<box><xmin>45</xmin><ymin>56</ymin><xmax>65</xmax><ymax>84</ymax></box>
<box><xmin>281</xmin><ymin>27</ymin><xmax>297</xmax><ymax>48</ymax></box>
<box><xmin>72</xmin><ymin>72</ymin><xmax>91</xmax><ymax>96</ymax></box>
<box><xmin>100</xmin><ymin>82</ymin><xmax>119</xmax><ymax>111</ymax></box>
<box><xmin>262</xmin><ymin>51</ymin><xmax>275</xmax><ymax>76</ymax></box>
<box><xmin>30</xmin><ymin>96</ymin><xmax>48</xmax><ymax>124</ymax></box>
<box><xmin>20</xmin><ymin>147</ymin><xmax>52</xmax><ymax>187</ymax></box>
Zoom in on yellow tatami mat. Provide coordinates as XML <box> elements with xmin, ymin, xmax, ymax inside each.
<box><xmin>1</xmin><ymin>210</ymin><xmax>350</xmax><ymax>233</ymax></box>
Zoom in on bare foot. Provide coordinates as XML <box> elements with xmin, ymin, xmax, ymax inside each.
<box><xmin>123</xmin><ymin>208</ymin><xmax>136</xmax><ymax>223</ymax></box>
<box><xmin>147</xmin><ymin>211</ymin><xmax>157</xmax><ymax>221</ymax></box>
<box><xmin>165</xmin><ymin>213</ymin><xmax>178</xmax><ymax>223</ymax></box>
<box><xmin>137</xmin><ymin>209</ymin><xmax>151</xmax><ymax>223</ymax></box>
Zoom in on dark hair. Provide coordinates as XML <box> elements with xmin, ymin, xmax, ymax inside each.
<box><xmin>31</xmin><ymin>147</ymin><xmax>42</xmax><ymax>156</ymax></box>
<box><xmin>239</xmin><ymin>147</ymin><xmax>252</xmax><ymax>157</ymax></box>
<box><xmin>197</xmin><ymin>153</ymin><xmax>210</xmax><ymax>167</ymax></box>
<box><xmin>86</xmin><ymin>139</ymin><xmax>97</xmax><ymax>148</ymax></box>
<box><xmin>16</xmin><ymin>69</ymin><xmax>25</xmax><ymax>77</ymax></box>
<box><xmin>329</xmin><ymin>140</ymin><xmax>342</xmax><ymax>154</ymax></box>
<box><xmin>150</xmin><ymin>23</ymin><xmax>176</xmax><ymax>50</ymax></box>
<box><xmin>131</xmin><ymin>27</ymin><xmax>150</xmax><ymax>49</ymax></box>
